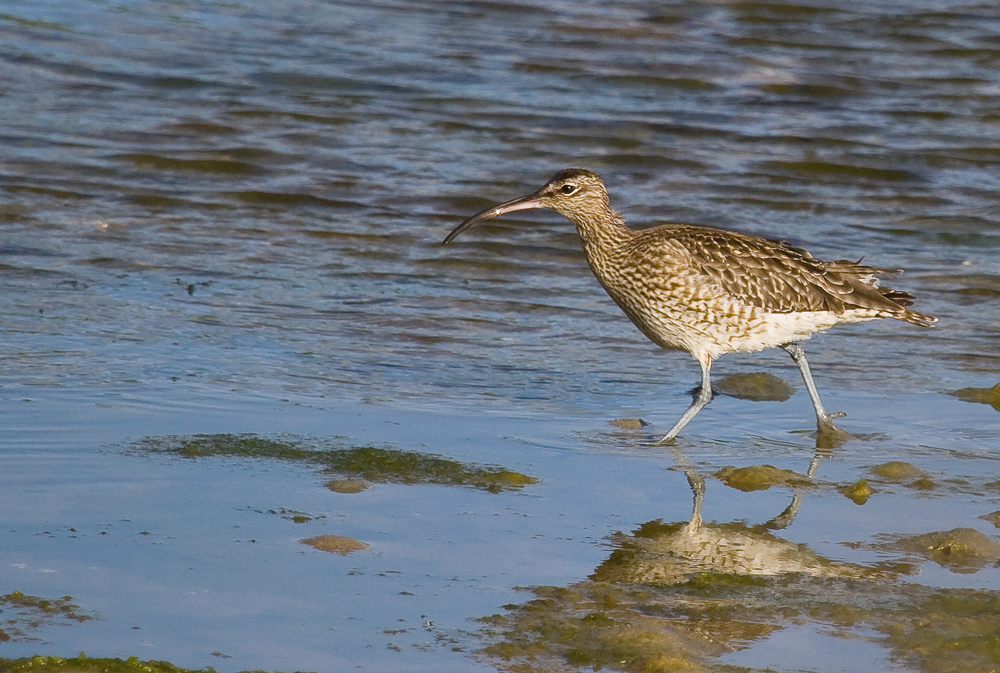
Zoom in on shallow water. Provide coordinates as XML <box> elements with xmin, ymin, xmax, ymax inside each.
<box><xmin>2</xmin><ymin>1</ymin><xmax>1000</xmax><ymax>671</ymax></box>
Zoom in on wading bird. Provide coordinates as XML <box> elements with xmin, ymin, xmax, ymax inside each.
<box><xmin>444</xmin><ymin>169</ymin><xmax>936</xmax><ymax>443</ymax></box>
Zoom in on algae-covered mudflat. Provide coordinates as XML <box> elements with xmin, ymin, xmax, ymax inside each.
<box><xmin>3</xmin><ymin>0</ymin><xmax>1000</xmax><ymax>672</ymax></box>
<box><xmin>6</xmin><ymin>390</ymin><xmax>1000</xmax><ymax>672</ymax></box>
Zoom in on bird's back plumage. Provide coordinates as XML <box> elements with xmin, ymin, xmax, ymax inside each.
<box><xmin>626</xmin><ymin>224</ymin><xmax>935</xmax><ymax>327</ymax></box>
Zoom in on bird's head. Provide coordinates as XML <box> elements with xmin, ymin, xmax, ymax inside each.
<box><xmin>443</xmin><ymin>168</ymin><xmax>609</xmax><ymax>244</ymax></box>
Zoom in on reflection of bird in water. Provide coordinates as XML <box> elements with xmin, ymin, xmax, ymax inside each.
<box><xmin>445</xmin><ymin>169</ymin><xmax>936</xmax><ymax>443</ymax></box>
<box><xmin>593</xmin><ymin>449</ymin><xmax>874</xmax><ymax>583</ymax></box>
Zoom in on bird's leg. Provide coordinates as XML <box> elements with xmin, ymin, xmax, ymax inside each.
<box><xmin>764</xmin><ymin>450</ymin><xmax>825</xmax><ymax>529</ymax></box>
<box><xmin>668</xmin><ymin>444</ymin><xmax>705</xmax><ymax>533</ymax></box>
<box><xmin>684</xmin><ymin>469</ymin><xmax>705</xmax><ymax>534</ymax></box>
<box><xmin>781</xmin><ymin>342</ymin><xmax>845</xmax><ymax>435</ymax></box>
<box><xmin>656</xmin><ymin>356</ymin><xmax>713</xmax><ymax>444</ymax></box>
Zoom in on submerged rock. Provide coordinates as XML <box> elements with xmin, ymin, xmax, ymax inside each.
<box><xmin>301</xmin><ymin>534</ymin><xmax>369</xmax><ymax>555</ymax></box>
<box><xmin>715</xmin><ymin>464</ymin><xmax>810</xmax><ymax>492</ymax></box>
<box><xmin>905</xmin><ymin>477</ymin><xmax>937</xmax><ymax>491</ymax></box>
<box><xmin>325</xmin><ymin>478</ymin><xmax>371</xmax><ymax>494</ymax></box>
<box><xmin>714</xmin><ymin>372</ymin><xmax>795</xmax><ymax>401</ymax></box>
<box><xmin>608</xmin><ymin>418</ymin><xmax>649</xmax><ymax>429</ymax></box>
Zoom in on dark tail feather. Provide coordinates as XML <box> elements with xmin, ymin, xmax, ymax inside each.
<box><xmin>826</xmin><ymin>259</ymin><xmax>936</xmax><ymax>326</ymax></box>
<box><xmin>880</xmin><ymin>288</ymin><xmax>914</xmax><ymax>307</ymax></box>
<box><xmin>879</xmin><ymin>287</ymin><xmax>937</xmax><ymax>326</ymax></box>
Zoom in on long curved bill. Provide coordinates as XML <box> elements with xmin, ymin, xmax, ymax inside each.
<box><xmin>443</xmin><ymin>191</ymin><xmax>547</xmax><ymax>244</ymax></box>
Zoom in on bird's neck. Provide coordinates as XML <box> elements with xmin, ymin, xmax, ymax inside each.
<box><xmin>569</xmin><ymin>207</ymin><xmax>632</xmax><ymax>257</ymax></box>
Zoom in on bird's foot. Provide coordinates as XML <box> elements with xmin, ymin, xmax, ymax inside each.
<box><xmin>815</xmin><ymin>412</ymin><xmax>852</xmax><ymax>449</ymax></box>
<box><xmin>653</xmin><ymin>434</ymin><xmax>678</xmax><ymax>446</ymax></box>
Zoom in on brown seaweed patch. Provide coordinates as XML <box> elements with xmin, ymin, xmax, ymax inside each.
<box><xmin>127</xmin><ymin>194</ymin><xmax>200</xmax><ymax>209</ymax></box>
<box><xmin>301</xmin><ymin>534</ymin><xmax>369</xmax><ymax>555</ymax></box>
<box><xmin>112</xmin><ymin>153</ymin><xmax>262</xmax><ymax>175</ymax></box>
<box><xmin>949</xmin><ymin>382</ymin><xmax>1000</xmax><ymax>411</ymax></box>
<box><xmin>715</xmin><ymin>464</ymin><xmax>810</xmax><ymax>492</ymax></box>
<box><xmin>979</xmin><ymin>511</ymin><xmax>1000</xmax><ymax>528</ymax></box>
<box><xmin>129</xmin><ymin>433</ymin><xmax>538</xmax><ymax>493</ymax></box>
<box><xmin>227</xmin><ymin>191</ymin><xmax>357</xmax><ymax>209</ymax></box>
<box><xmin>757</xmin><ymin>83</ymin><xmax>854</xmax><ymax>98</ymax></box>
<box><xmin>597</xmin><ymin>74</ymin><xmax>720</xmax><ymax>92</ymax></box>
<box><xmin>714</xmin><ymin>372</ymin><xmax>794</xmax><ymax>401</ymax></box>
<box><xmin>758</xmin><ymin>159</ymin><xmax>919</xmax><ymax>182</ymax></box>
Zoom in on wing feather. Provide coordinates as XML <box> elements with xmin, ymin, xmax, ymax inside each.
<box><xmin>637</xmin><ymin>224</ymin><xmax>911</xmax><ymax>316</ymax></box>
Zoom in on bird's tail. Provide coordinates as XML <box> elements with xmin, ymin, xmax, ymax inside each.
<box><xmin>878</xmin><ymin>287</ymin><xmax>937</xmax><ymax>326</ymax></box>
<box><xmin>828</xmin><ymin>259</ymin><xmax>937</xmax><ymax>327</ymax></box>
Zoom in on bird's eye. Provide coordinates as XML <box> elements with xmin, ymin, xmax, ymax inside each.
<box><xmin>560</xmin><ymin>184</ymin><xmax>578</xmax><ymax>195</ymax></box>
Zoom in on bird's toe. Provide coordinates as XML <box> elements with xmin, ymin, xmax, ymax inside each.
<box><xmin>815</xmin><ymin>418</ymin><xmax>852</xmax><ymax>449</ymax></box>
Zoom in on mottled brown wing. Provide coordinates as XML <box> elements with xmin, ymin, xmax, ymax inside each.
<box><xmin>665</xmin><ymin>225</ymin><xmax>907</xmax><ymax>315</ymax></box>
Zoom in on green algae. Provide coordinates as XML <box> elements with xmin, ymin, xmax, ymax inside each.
<box><xmin>0</xmin><ymin>655</ymin><xmax>307</xmax><ymax>673</ymax></box>
<box><xmin>269</xmin><ymin>507</ymin><xmax>322</xmax><ymax>524</ymax></box>
<box><xmin>868</xmin><ymin>461</ymin><xmax>940</xmax><ymax>493</ymax></box>
<box><xmin>479</xmin><ymin>582</ymin><xmax>730</xmax><ymax>673</ymax></box>
<box><xmin>476</xmin><ymin>493</ymin><xmax>1000</xmax><ymax>673</ymax></box>
<box><xmin>906</xmin><ymin>477</ymin><xmax>937</xmax><ymax>491</ymax></box>
<box><xmin>871</xmin><ymin>461</ymin><xmax>924</xmax><ymax>481</ymax></box>
<box><xmin>876</xmin><ymin>590</ymin><xmax>1000</xmax><ymax>673</ymax></box>
<box><xmin>479</xmin><ymin>545</ymin><xmax>1000</xmax><ymax>673</ymax></box>
<box><xmin>714</xmin><ymin>373</ymin><xmax>795</xmax><ymax>402</ymax></box>
<box><xmin>896</xmin><ymin>528</ymin><xmax>1000</xmax><ymax>573</ymax></box>
<box><xmin>699</xmin><ymin>456</ymin><xmax>998</xmax><ymax>505</ymax></box>
<box><xmin>715</xmin><ymin>464</ymin><xmax>810</xmax><ymax>492</ymax></box>
<box><xmin>841</xmin><ymin>479</ymin><xmax>873</xmax><ymax>505</ymax></box>
<box><xmin>949</xmin><ymin>382</ymin><xmax>1000</xmax><ymax>411</ymax></box>
<box><xmin>0</xmin><ymin>593</ymin><xmax>93</xmax><ymax>642</ymax></box>
<box><xmin>130</xmin><ymin>433</ymin><xmax>538</xmax><ymax>493</ymax></box>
